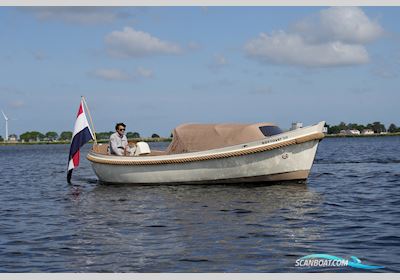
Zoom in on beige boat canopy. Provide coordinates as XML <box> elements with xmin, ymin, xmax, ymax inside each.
<box><xmin>166</xmin><ymin>123</ymin><xmax>282</xmax><ymax>154</ymax></box>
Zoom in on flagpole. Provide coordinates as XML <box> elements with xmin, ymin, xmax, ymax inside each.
<box><xmin>81</xmin><ymin>96</ymin><xmax>98</xmax><ymax>145</ymax></box>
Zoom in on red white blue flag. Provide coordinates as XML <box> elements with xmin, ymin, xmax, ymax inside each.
<box><xmin>67</xmin><ymin>98</ymin><xmax>94</xmax><ymax>183</ymax></box>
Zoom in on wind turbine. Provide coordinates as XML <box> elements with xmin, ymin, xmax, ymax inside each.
<box><xmin>1</xmin><ymin>110</ymin><xmax>8</xmax><ymax>141</ymax></box>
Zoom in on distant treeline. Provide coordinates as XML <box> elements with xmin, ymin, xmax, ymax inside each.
<box><xmin>326</xmin><ymin>121</ymin><xmax>400</xmax><ymax>134</ymax></box>
<box><xmin>0</xmin><ymin>130</ymin><xmax>162</xmax><ymax>142</ymax></box>
<box><xmin>96</xmin><ymin>132</ymin><xmax>162</xmax><ymax>140</ymax></box>
<box><xmin>2</xmin><ymin>122</ymin><xmax>399</xmax><ymax>142</ymax></box>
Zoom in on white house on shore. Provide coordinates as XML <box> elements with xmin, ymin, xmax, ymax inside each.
<box><xmin>7</xmin><ymin>134</ymin><xmax>18</xmax><ymax>143</ymax></box>
<box><xmin>361</xmin><ymin>129</ymin><xmax>374</xmax><ymax>135</ymax></box>
<box><xmin>340</xmin><ymin>129</ymin><xmax>361</xmax><ymax>135</ymax></box>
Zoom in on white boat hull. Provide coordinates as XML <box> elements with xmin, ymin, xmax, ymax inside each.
<box><xmin>88</xmin><ymin>122</ymin><xmax>325</xmax><ymax>185</ymax></box>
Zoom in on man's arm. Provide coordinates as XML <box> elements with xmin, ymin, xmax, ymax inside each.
<box><xmin>123</xmin><ymin>135</ymin><xmax>131</xmax><ymax>153</ymax></box>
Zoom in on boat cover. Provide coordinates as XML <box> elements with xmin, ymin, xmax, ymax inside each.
<box><xmin>166</xmin><ymin>123</ymin><xmax>275</xmax><ymax>154</ymax></box>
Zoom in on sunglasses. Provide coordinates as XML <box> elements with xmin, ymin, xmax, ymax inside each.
<box><xmin>118</xmin><ymin>128</ymin><xmax>125</xmax><ymax>131</ymax></box>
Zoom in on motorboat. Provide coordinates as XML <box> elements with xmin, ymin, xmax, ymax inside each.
<box><xmin>87</xmin><ymin>121</ymin><xmax>325</xmax><ymax>184</ymax></box>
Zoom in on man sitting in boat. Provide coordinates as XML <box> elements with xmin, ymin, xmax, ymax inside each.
<box><xmin>109</xmin><ymin>123</ymin><xmax>133</xmax><ymax>156</ymax></box>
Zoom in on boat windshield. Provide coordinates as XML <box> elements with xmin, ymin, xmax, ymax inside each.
<box><xmin>259</xmin><ymin>126</ymin><xmax>283</xmax><ymax>137</ymax></box>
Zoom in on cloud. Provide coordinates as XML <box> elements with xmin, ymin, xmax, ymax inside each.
<box><xmin>91</xmin><ymin>67</ymin><xmax>154</xmax><ymax>81</ymax></box>
<box><xmin>368</xmin><ymin>52</ymin><xmax>400</xmax><ymax>79</ymax></box>
<box><xmin>91</xmin><ymin>68</ymin><xmax>131</xmax><ymax>81</ymax></box>
<box><xmin>105</xmin><ymin>27</ymin><xmax>182</xmax><ymax>58</ymax></box>
<box><xmin>0</xmin><ymin>88</ymin><xmax>26</xmax><ymax>110</ymax></box>
<box><xmin>187</xmin><ymin>41</ymin><xmax>202</xmax><ymax>51</ymax></box>
<box><xmin>32</xmin><ymin>51</ymin><xmax>47</xmax><ymax>61</ymax></box>
<box><xmin>213</xmin><ymin>54</ymin><xmax>228</xmax><ymax>67</ymax></box>
<box><xmin>192</xmin><ymin>79</ymin><xmax>235</xmax><ymax>91</ymax></box>
<box><xmin>371</xmin><ymin>60</ymin><xmax>398</xmax><ymax>79</ymax></box>
<box><xmin>245</xmin><ymin>31</ymin><xmax>369</xmax><ymax>67</ymax></box>
<box><xmin>24</xmin><ymin>7</ymin><xmax>129</xmax><ymax>25</ymax></box>
<box><xmin>249</xmin><ymin>86</ymin><xmax>274</xmax><ymax>95</ymax></box>
<box><xmin>0</xmin><ymin>86</ymin><xmax>25</xmax><ymax>96</ymax></box>
<box><xmin>9</xmin><ymin>100</ymin><xmax>25</xmax><ymax>109</ymax></box>
<box><xmin>372</xmin><ymin>67</ymin><xmax>398</xmax><ymax>79</ymax></box>
<box><xmin>245</xmin><ymin>7</ymin><xmax>383</xmax><ymax>67</ymax></box>
<box><xmin>208</xmin><ymin>54</ymin><xmax>229</xmax><ymax>71</ymax></box>
<box><xmin>135</xmin><ymin>67</ymin><xmax>154</xmax><ymax>78</ymax></box>
<box><xmin>349</xmin><ymin>86</ymin><xmax>374</xmax><ymax>95</ymax></box>
<box><xmin>292</xmin><ymin>7</ymin><xmax>383</xmax><ymax>44</ymax></box>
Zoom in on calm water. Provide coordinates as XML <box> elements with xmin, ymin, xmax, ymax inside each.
<box><xmin>0</xmin><ymin>137</ymin><xmax>399</xmax><ymax>272</ymax></box>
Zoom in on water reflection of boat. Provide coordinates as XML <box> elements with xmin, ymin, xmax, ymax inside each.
<box><xmin>87</xmin><ymin>121</ymin><xmax>325</xmax><ymax>185</ymax></box>
<box><xmin>66</xmin><ymin>183</ymin><xmax>323</xmax><ymax>271</ymax></box>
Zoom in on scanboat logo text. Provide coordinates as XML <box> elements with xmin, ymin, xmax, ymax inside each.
<box><xmin>295</xmin><ymin>254</ymin><xmax>384</xmax><ymax>270</ymax></box>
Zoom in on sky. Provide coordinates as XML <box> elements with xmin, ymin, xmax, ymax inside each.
<box><xmin>0</xmin><ymin>6</ymin><xmax>399</xmax><ymax>137</ymax></box>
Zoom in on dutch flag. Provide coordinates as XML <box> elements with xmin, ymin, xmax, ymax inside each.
<box><xmin>67</xmin><ymin>98</ymin><xmax>94</xmax><ymax>184</ymax></box>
